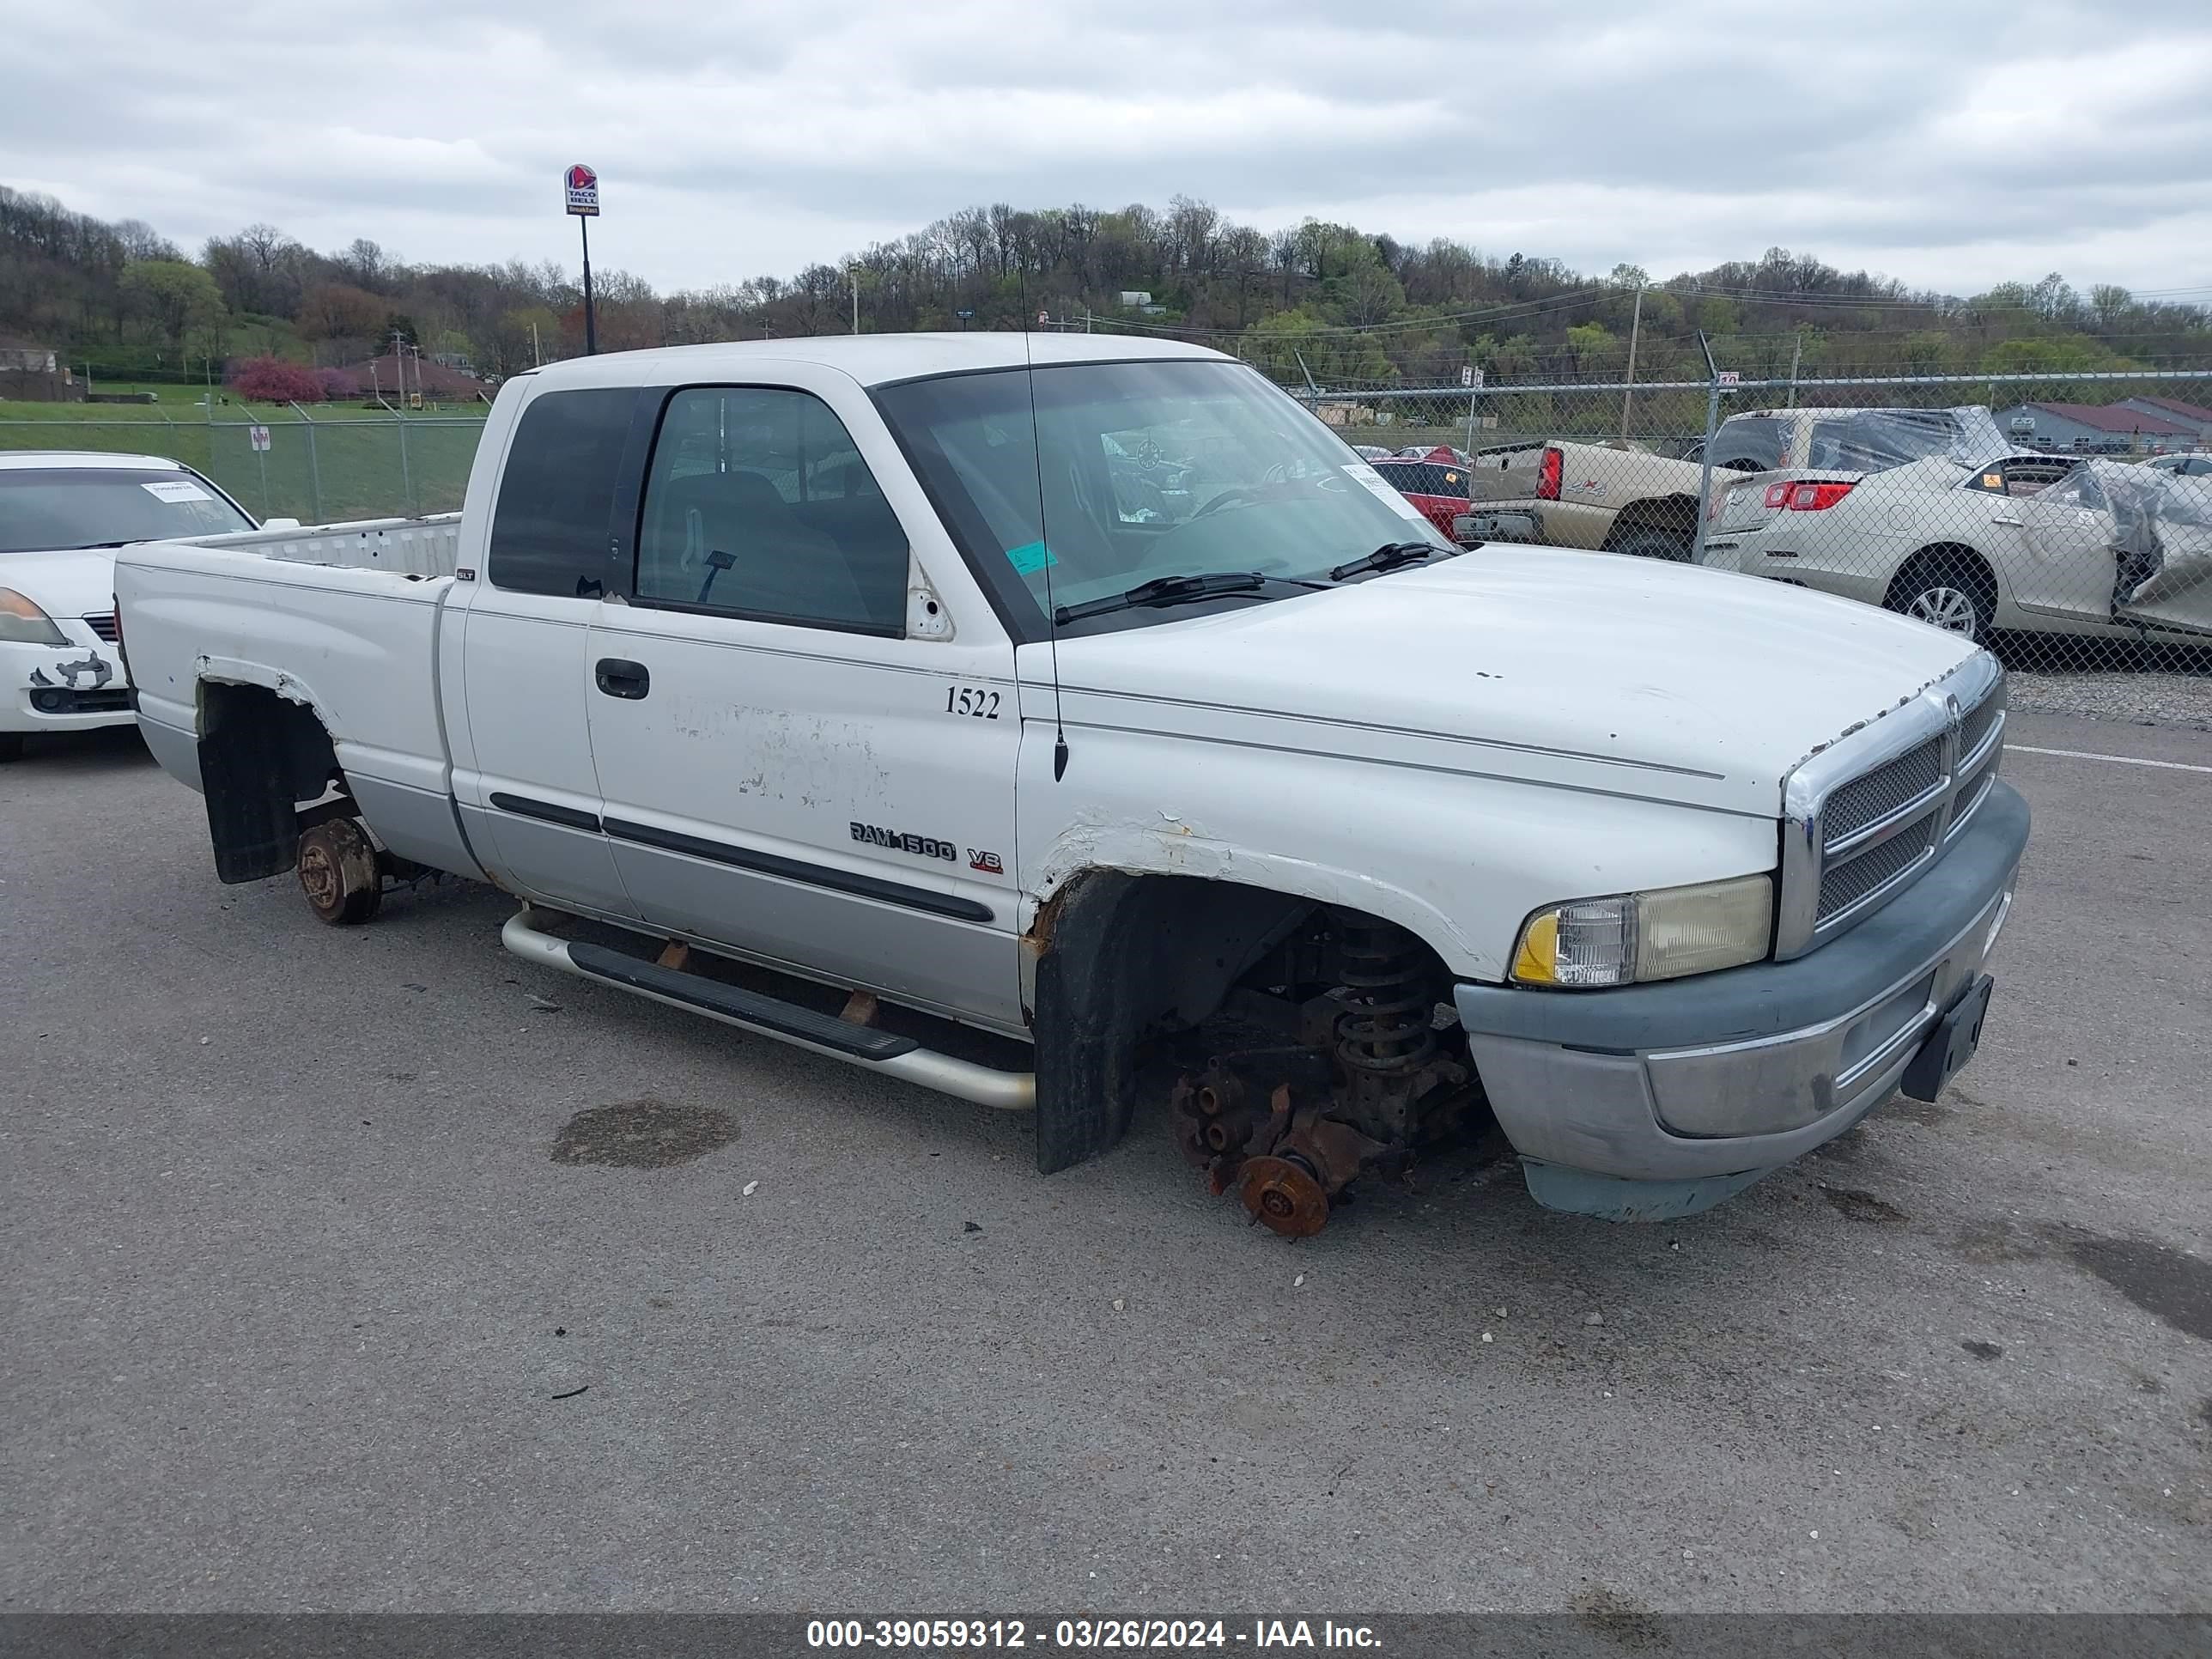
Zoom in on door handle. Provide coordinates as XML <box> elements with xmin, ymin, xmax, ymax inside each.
<box><xmin>595</xmin><ymin>658</ymin><xmax>650</xmax><ymax>699</ymax></box>
<box><xmin>1990</xmin><ymin>515</ymin><xmax>2025</xmax><ymax>527</ymax></box>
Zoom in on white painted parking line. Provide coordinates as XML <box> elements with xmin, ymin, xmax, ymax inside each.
<box><xmin>2011</xmin><ymin>744</ymin><xmax>2212</xmax><ymax>775</ymax></box>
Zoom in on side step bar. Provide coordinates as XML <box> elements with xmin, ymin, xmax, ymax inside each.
<box><xmin>501</xmin><ymin>908</ymin><xmax>1034</xmax><ymax>1111</ymax></box>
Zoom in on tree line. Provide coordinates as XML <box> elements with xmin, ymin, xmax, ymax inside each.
<box><xmin>3</xmin><ymin>183</ymin><xmax>2207</xmax><ymax>394</ymax></box>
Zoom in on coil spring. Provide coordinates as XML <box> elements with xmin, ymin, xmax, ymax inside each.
<box><xmin>1334</xmin><ymin>916</ymin><xmax>1437</xmax><ymax>1074</ymax></box>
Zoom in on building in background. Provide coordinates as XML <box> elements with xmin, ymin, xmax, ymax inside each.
<box><xmin>1991</xmin><ymin>400</ymin><xmax>2198</xmax><ymax>453</ymax></box>
<box><xmin>0</xmin><ymin>337</ymin><xmax>85</xmax><ymax>403</ymax></box>
<box><xmin>2113</xmin><ymin>394</ymin><xmax>2212</xmax><ymax>444</ymax></box>
<box><xmin>338</xmin><ymin>350</ymin><xmax>490</xmax><ymax>406</ymax></box>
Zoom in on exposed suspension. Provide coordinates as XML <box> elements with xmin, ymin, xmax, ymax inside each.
<box><xmin>1170</xmin><ymin>911</ymin><xmax>1479</xmax><ymax>1237</ymax></box>
<box><xmin>1334</xmin><ymin>914</ymin><xmax>1439</xmax><ymax>1076</ymax></box>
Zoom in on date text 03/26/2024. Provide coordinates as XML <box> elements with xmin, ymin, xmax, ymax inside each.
<box><xmin>805</xmin><ymin>1620</ymin><xmax>1382</xmax><ymax>1650</ymax></box>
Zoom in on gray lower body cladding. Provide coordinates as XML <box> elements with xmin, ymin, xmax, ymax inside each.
<box><xmin>1455</xmin><ymin>781</ymin><xmax>2029</xmax><ymax>1219</ymax></box>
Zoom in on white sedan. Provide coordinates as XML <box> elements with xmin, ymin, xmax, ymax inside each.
<box><xmin>2</xmin><ymin>451</ymin><xmax>264</xmax><ymax>760</ymax></box>
<box><xmin>1699</xmin><ymin>450</ymin><xmax>2212</xmax><ymax>647</ymax></box>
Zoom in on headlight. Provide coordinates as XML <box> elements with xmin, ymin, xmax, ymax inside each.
<box><xmin>0</xmin><ymin>587</ymin><xmax>68</xmax><ymax>647</ymax></box>
<box><xmin>1512</xmin><ymin>873</ymin><xmax>1773</xmax><ymax>988</ymax></box>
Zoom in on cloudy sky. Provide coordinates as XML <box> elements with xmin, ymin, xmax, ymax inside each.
<box><xmin>9</xmin><ymin>0</ymin><xmax>2212</xmax><ymax>299</ymax></box>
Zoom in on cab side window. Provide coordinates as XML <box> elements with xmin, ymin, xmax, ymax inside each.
<box><xmin>634</xmin><ymin>387</ymin><xmax>908</xmax><ymax>633</ymax></box>
<box><xmin>486</xmin><ymin>387</ymin><xmax>641</xmax><ymax>597</ymax></box>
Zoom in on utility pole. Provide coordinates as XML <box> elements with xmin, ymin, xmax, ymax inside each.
<box><xmin>1691</xmin><ymin>331</ymin><xmax>1721</xmax><ymax>567</ymax></box>
<box><xmin>1786</xmin><ymin>331</ymin><xmax>1803</xmax><ymax>408</ymax></box>
<box><xmin>1620</xmin><ymin>282</ymin><xmax>1645</xmax><ymax>443</ymax></box>
<box><xmin>849</xmin><ymin>264</ymin><xmax>860</xmax><ymax>334</ymax></box>
<box><xmin>530</xmin><ymin>320</ymin><xmax>542</xmax><ymax>368</ymax></box>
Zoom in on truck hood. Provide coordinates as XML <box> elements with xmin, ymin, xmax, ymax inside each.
<box><xmin>0</xmin><ymin>546</ymin><xmax>123</xmax><ymax>620</ymax></box>
<box><xmin>1030</xmin><ymin>544</ymin><xmax>1978</xmax><ymax>817</ymax></box>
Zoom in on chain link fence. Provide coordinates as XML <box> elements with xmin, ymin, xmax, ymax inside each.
<box><xmin>0</xmin><ymin>410</ymin><xmax>486</xmax><ymax>523</ymax></box>
<box><xmin>8</xmin><ymin>368</ymin><xmax>2209</xmax><ymax>685</ymax></box>
<box><xmin>1287</xmin><ymin>367</ymin><xmax>2212</xmax><ymax>677</ymax></box>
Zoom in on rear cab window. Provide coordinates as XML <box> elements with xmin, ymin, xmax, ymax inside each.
<box><xmin>485</xmin><ymin>387</ymin><xmax>641</xmax><ymax>597</ymax></box>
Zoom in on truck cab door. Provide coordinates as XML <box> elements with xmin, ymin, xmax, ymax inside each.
<box><xmin>448</xmin><ymin>383</ymin><xmax>644</xmax><ymax>918</ymax></box>
<box><xmin>582</xmin><ymin>377</ymin><xmax>1024</xmax><ymax>1034</ymax></box>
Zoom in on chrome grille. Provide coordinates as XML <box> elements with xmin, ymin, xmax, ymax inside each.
<box><xmin>1778</xmin><ymin>656</ymin><xmax>2008</xmax><ymax>958</ymax></box>
<box><xmin>82</xmin><ymin>611</ymin><xmax>120</xmax><ymax>643</ymax></box>
<box><xmin>1819</xmin><ymin>817</ymin><xmax>1936</xmax><ymax>919</ymax></box>
<box><xmin>1822</xmin><ymin>737</ymin><xmax>1942</xmax><ymax>846</ymax></box>
<box><xmin>1960</xmin><ymin>696</ymin><xmax>2000</xmax><ymax>763</ymax></box>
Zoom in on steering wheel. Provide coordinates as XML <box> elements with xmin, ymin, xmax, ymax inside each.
<box><xmin>1189</xmin><ymin>484</ymin><xmax>1267</xmax><ymax>520</ymax></box>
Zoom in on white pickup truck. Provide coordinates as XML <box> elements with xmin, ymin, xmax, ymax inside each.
<box><xmin>115</xmin><ymin>335</ymin><xmax>2027</xmax><ymax>1233</ymax></box>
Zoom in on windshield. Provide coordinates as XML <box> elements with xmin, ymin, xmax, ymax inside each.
<box><xmin>0</xmin><ymin>467</ymin><xmax>255</xmax><ymax>554</ymax></box>
<box><xmin>875</xmin><ymin>359</ymin><xmax>1447</xmax><ymax>635</ymax></box>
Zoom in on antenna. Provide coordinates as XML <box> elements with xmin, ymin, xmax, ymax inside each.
<box><xmin>1021</xmin><ymin>322</ymin><xmax>1071</xmax><ymax>781</ymax></box>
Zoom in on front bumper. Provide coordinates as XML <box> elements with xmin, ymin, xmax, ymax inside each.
<box><xmin>2</xmin><ymin>629</ymin><xmax>134</xmax><ymax>735</ymax></box>
<box><xmin>1454</xmin><ymin>781</ymin><xmax>2029</xmax><ymax>1220</ymax></box>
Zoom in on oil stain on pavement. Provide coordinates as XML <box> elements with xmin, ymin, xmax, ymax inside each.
<box><xmin>1820</xmin><ymin>1184</ymin><xmax>1909</xmax><ymax>1225</ymax></box>
<box><xmin>2065</xmin><ymin>1235</ymin><xmax>2212</xmax><ymax>1343</ymax></box>
<box><xmin>550</xmin><ymin>1098</ymin><xmax>739</xmax><ymax>1169</ymax></box>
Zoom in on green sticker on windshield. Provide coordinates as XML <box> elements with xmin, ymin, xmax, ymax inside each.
<box><xmin>1004</xmin><ymin>539</ymin><xmax>1059</xmax><ymax>575</ymax></box>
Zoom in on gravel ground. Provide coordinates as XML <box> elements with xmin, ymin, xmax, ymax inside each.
<box><xmin>2008</xmin><ymin>671</ymin><xmax>2212</xmax><ymax>730</ymax></box>
<box><xmin>4</xmin><ymin>709</ymin><xmax>2209</xmax><ymax>1616</ymax></box>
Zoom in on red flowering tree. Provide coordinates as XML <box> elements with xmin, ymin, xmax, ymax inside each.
<box><xmin>225</xmin><ymin>356</ymin><xmax>325</xmax><ymax>403</ymax></box>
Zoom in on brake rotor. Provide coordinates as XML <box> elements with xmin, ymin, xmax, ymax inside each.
<box><xmin>1238</xmin><ymin>1154</ymin><xmax>1330</xmax><ymax>1238</ymax></box>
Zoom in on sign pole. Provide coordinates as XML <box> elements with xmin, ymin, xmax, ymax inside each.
<box><xmin>564</xmin><ymin>164</ymin><xmax>602</xmax><ymax>356</ymax></box>
<box><xmin>580</xmin><ymin>216</ymin><xmax>597</xmax><ymax>355</ymax></box>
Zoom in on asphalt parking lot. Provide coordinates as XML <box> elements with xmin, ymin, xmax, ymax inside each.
<box><xmin>4</xmin><ymin>697</ymin><xmax>2208</xmax><ymax>1615</ymax></box>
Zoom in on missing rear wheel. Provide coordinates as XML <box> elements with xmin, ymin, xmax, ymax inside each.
<box><xmin>297</xmin><ymin>818</ymin><xmax>383</xmax><ymax>926</ymax></box>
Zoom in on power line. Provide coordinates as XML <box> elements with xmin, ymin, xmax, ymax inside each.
<box><xmin>1089</xmin><ymin>288</ymin><xmax>1617</xmax><ymax>340</ymax></box>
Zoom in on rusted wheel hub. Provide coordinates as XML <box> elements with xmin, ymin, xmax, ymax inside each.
<box><xmin>296</xmin><ymin>818</ymin><xmax>383</xmax><ymax>926</ymax></box>
<box><xmin>1238</xmin><ymin>1154</ymin><xmax>1330</xmax><ymax>1238</ymax></box>
<box><xmin>298</xmin><ymin>839</ymin><xmax>342</xmax><ymax>912</ymax></box>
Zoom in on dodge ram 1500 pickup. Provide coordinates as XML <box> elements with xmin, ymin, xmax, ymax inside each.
<box><xmin>115</xmin><ymin>334</ymin><xmax>2027</xmax><ymax>1232</ymax></box>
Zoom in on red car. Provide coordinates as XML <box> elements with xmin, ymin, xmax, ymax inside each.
<box><xmin>1368</xmin><ymin>447</ymin><xmax>1470</xmax><ymax>540</ymax></box>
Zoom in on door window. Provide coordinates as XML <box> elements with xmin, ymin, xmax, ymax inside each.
<box><xmin>635</xmin><ymin>387</ymin><xmax>908</xmax><ymax>633</ymax></box>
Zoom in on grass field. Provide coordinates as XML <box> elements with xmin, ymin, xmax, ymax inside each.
<box><xmin>0</xmin><ymin>398</ymin><xmax>488</xmax><ymax>521</ymax></box>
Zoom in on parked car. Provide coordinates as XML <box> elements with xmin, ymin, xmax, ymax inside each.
<box><xmin>1700</xmin><ymin>447</ymin><xmax>2212</xmax><ymax>646</ymax></box>
<box><xmin>2148</xmin><ymin>452</ymin><xmax>2212</xmax><ymax>478</ymax></box>
<box><xmin>1458</xmin><ymin>408</ymin><xmax>2014</xmax><ymax>563</ymax></box>
<box><xmin>1396</xmin><ymin>443</ymin><xmax>1474</xmax><ymax>466</ymax></box>
<box><xmin>0</xmin><ymin>451</ymin><xmax>268</xmax><ymax>761</ymax></box>
<box><xmin>1370</xmin><ymin>447</ymin><xmax>1471</xmax><ymax>539</ymax></box>
<box><xmin>117</xmin><ymin>334</ymin><xmax>2026</xmax><ymax>1233</ymax></box>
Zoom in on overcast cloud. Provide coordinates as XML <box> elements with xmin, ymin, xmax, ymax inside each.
<box><xmin>8</xmin><ymin>0</ymin><xmax>2212</xmax><ymax>297</ymax></box>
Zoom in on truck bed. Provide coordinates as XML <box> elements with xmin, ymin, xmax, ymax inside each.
<box><xmin>115</xmin><ymin>514</ymin><xmax>472</xmax><ymax>874</ymax></box>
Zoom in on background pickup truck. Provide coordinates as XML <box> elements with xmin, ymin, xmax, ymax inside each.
<box><xmin>116</xmin><ymin>334</ymin><xmax>2028</xmax><ymax>1234</ymax></box>
<box><xmin>1453</xmin><ymin>439</ymin><xmax>1722</xmax><ymax>561</ymax></box>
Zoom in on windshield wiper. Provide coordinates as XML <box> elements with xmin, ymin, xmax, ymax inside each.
<box><xmin>1328</xmin><ymin>540</ymin><xmax>1449</xmax><ymax>581</ymax></box>
<box><xmin>1054</xmin><ymin>570</ymin><xmax>1322</xmax><ymax>626</ymax></box>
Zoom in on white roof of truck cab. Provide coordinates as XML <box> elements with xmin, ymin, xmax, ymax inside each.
<box><xmin>522</xmin><ymin>331</ymin><xmax>1228</xmax><ymax>392</ymax></box>
<box><xmin>0</xmin><ymin>450</ymin><xmax>186</xmax><ymax>471</ymax></box>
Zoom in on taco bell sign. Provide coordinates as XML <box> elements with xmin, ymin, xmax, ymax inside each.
<box><xmin>564</xmin><ymin>164</ymin><xmax>599</xmax><ymax>217</ymax></box>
